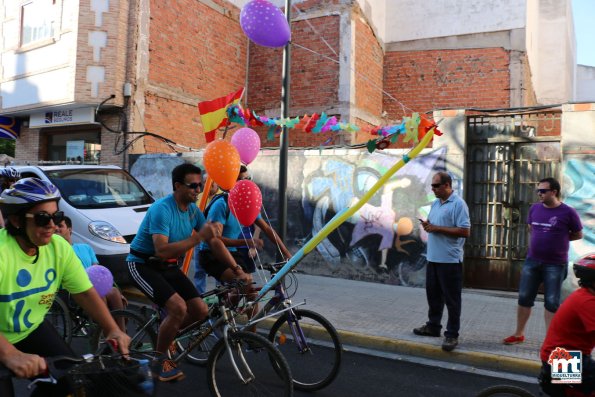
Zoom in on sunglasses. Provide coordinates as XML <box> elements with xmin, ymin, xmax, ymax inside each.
<box><xmin>536</xmin><ymin>188</ymin><xmax>552</xmax><ymax>194</ymax></box>
<box><xmin>431</xmin><ymin>183</ymin><xmax>443</xmax><ymax>188</ymax></box>
<box><xmin>182</xmin><ymin>182</ymin><xmax>203</xmax><ymax>190</ymax></box>
<box><xmin>25</xmin><ymin>211</ymin><xmax>65</xmax><ymax>227</ymax></box>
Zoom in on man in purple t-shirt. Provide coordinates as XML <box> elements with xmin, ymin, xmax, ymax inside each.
<box><xmin>503</xmin><ymin>177</ymin><xmax>583</xmax><ymax>345</ymax></box>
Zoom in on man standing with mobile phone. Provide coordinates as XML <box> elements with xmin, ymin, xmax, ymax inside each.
<box><xmin>413</xmin><ymin>172</ymin><xmax>470</xmax><ymax>352</ymax></box>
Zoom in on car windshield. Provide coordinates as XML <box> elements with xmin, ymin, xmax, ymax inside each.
<box><xmin>45</xmin><ymin>168</ymin><xmax>154</xmax><ymax>209</ymax></box>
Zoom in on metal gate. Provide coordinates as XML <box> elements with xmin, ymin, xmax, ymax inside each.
<box><xmin>464</xmin><ymin>111</ymin><xmax>562</xmax><ymax>291</ymax></box>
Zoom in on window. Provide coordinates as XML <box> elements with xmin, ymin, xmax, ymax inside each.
<box><xmin>45</xmin><ymin>129</ymin><xmax>101</xmax><ymax>164</ymax></box>
<box><xmin>20</xmin><ymin>0</ymin><xmax>55</xmax><ymax>46</ymax></box>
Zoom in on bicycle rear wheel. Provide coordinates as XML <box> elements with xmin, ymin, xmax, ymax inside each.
<box><xmin>475</xmin><ymin>385</ymin><xmax>536</xmax><ymax>397</ymax></box>
<box><xmin>47</xmin><ymin>295</ymin><xmax>73</xmax><ymax>344</ymax></box>
<box><xmin>91</xmin><ymin>309</ymin><xmax>157</xmax><ymax>353</ymax></box>
<box><xmin>268</xmin><ymin>308</ymin><xmax>342</xmax><ymax>391</ymax></box>
<box><xmin>207</xmin><ymin>330</ymin><xmax>293</xmax><ymax>397</ymax></box>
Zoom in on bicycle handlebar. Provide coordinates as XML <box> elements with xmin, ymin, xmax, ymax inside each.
<box><xmin>200</xmin><ymin>279</ymin><xmax>249</xmax><ymax>300</ymax></box>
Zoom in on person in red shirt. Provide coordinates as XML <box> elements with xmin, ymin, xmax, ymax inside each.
<box><xmin>539</xmin><ymin>254</ymin><xmax>595</xmax><ymax>396</ymax></box>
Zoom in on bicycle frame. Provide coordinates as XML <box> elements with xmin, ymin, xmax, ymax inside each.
<box><xmin>242</xmin><ymin>265</ymin><xmax>310</xmax><ymax>353</ymax></box>
<box><xmin>168</xmin><ymin>285</ymin><xmax>263</xmax><ymax>384</ymax></box>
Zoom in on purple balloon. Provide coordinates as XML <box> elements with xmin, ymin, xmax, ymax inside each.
<box><xmin>231</xmin><ymin>127</ymin><xmax>261</xmax><ymax>165</ymax></box>
<box><xmin>86</xmin><ymin>265</ymin><xmax>113</xmax><ymax>298</ymax></box>
<box><xmin>240</xmin><ymin>0</ymin><xmax>291</xmax><ymax>48</ymax></box>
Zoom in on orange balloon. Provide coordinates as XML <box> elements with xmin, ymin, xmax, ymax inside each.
<box><xmin>396</xmin><ymin>217</ymin><xmax>414</xmax><ymax>236</ymax></box>
<box><xmin>203</xmin><ymin>140</ymin><xmax>241</xmax><ymax>191</ymax></box>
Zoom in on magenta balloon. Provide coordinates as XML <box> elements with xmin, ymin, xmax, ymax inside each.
<box><xmin>231</xmin><ymin>128</ymin><xmax>261</xmax><ymax>165</ymax></box>
<box><xmin>228</xmin><ymin>180</ymin><xmax>262</xmax><ymax>226</ymax></box>
<box><xmin>240</xmin><ymin>0</ymin><xmax>291</xmax><ymax>48</ymax></box>
<box><xmin>86</xmin><ymin>265</ymin><xmax>113</xmax><ymax>298</ymax></box>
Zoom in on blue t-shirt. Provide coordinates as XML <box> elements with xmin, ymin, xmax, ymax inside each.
<box><xmin>72</xmin><ymin>243</ymin><xmax>98</xmax><ymax>269</ymax></box>
<box><xmin>127</xmin><ymin>194</ymin><xmax>206</xmax><ymax>262</ymax></box>
<box><xmin>199</xmin><ymin>196</ymin><xmax>242</xmax><ymax>252</ymax></box>
<box><xmin>426</xmin><ymin>192</ymin><xmax>470</xmax><ymax>263</ymax></box>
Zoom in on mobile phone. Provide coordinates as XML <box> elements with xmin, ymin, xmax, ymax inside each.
<box><xmin>418</xmin><ymin>218</ymin><xmax>424</xmax><ymax>223</ymax></box>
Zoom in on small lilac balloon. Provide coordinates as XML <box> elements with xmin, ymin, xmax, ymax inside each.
<box><xmin>231</xmin><ymin>127</ymin><xmax>261</xmax><ymax>165</ymax></box>
<box><xmin>86</xmin><ymin>265</ymin><xmax>113</xmax><ymax>298</ymax></box>
<box><xmin>240</xmin><ymin>0</ymin><xmax>291</xmax><ymax>48</ymax></box>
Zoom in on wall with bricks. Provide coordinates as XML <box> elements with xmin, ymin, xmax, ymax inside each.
<box><xmin>384</xmin><ymin>48</ymin><xmax>512</xmax><ymax>120</ymax></box>
<box><xmin>247</xmin><ymin>1</ymin><xmax>342</xmax><ymax>147</ymax></box>
<box><xmin>352</xmin><ymin>8</ymin><xmax>383</xmax><ymax>145</ymax></box>
<box><xmin>75</xmin><ymin>0</ymin><xmax>129</xmax><ymax>105</ymax></box>
<box><xmin>14</xmin><ymin>127</ymin><xmax>40</xmax><ymax>165</ymax></box>
<box><xmin>142</xmin><ymin>0</ymin><xmax>247</xmax><ymax>152</ymax></box>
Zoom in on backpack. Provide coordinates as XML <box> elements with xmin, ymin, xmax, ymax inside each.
<box><xmin>202</xmin><ymin>192</ymin><xmax>230</xmax><ymax>220</ymax></box>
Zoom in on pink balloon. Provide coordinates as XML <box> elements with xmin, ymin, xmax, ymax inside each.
<box><xmin>228</xmin><ymin>180</ymin><xmax>262</xmax><ymax>226</ymax></box>
<box><xmin>240</xmin><ymin>0</ymin><xmax>291</xmax><ymax>48</ymax></box>
<box><xmin>231</xmin><ymin>128</ymin><xmax>261</xmax><ymax>165</ymax></box>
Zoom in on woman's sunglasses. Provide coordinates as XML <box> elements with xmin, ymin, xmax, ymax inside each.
<box><xmin>25</xmin><ymin>211</ymin><xmax>65</xmax><ymax>227</ymax></box>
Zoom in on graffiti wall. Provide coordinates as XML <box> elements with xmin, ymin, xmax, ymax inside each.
<box><xmin>130</xmin><ymin>147</ymin><xmax>449</xmax><ymax>286</ymax></box>
<box><xmin>564</xmin><ymin>156</ymin><xmax>595</xmax><ymax>260</ymax></box>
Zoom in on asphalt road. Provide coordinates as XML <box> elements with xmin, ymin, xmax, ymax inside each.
<box><xmin>12</xmin><ymin>343</ymin><xmax>542</xmax><ymax>396</ymax></box>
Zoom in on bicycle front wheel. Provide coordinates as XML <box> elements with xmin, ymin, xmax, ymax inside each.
<box><xmin>207</xmin><ymin>330</ymin><xmax>293</xmax><ymax>397</ymax></box>
<box><xmin>91</xmin><ymin>309</ymin><xmax>157</xmax><ymax>353</ymax></box>
<box><xmin>475</xmin><ymin>385</ymin><xmax>536</xmax><ymax>397</ymax></box>
<box><xmin>47</xmin><ymin>295</ymin><xmax>73</xmax><ymax>344</ymax></box>
<box><xmin>269</xmin><ymin>308</ymin><xmax>342</xmax><ymax>391</ymax></box>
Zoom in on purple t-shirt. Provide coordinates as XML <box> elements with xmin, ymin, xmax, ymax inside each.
<box><xmin>526</xmin><ymin>202</ymin><xmax>582</xmax><ymax>264</ymax></box>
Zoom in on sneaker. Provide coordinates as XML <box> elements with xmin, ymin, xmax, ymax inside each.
<box><xmin>442</xmin><ymin>337</ymin><xmax>458</xmax><ymax>352</ymax></box>
<box><xmin>413</xmin><ymin>324</ymin><xmax>441</xmax><ymax>337</ymax></box>
<box><xmin>158</xmin><ymin>359</ymin><xmax>185</xmax><ymax>382</ymax></box>
<box><xmin>502</xmin><ymin>335</ymin><xmax>525</xmax><ymax>345</ymax></box>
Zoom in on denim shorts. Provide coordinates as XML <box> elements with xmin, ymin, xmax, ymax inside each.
<box><xmin>518</xmin><ymin>257</ymin><xmax>567</xmax><ymax>312</ymax></box>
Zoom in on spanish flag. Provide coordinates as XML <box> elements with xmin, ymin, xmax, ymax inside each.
<box><xmin>198</xmin><ymin>88</ymin><xmax>244</xmax><ymax>142</ymax></box>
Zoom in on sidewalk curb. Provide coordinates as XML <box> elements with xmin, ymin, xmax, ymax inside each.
<box><xmin>336</xmin><ymin>329</ymin><xmax>542</xmax><ymax>377</ymax></box>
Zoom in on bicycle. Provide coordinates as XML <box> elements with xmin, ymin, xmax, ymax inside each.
<box><xmin>240</xmin><ymin>261</ymin><xmax>342</xmax><ymax>391</ymax></box>
<box><xmin>47</xmin><ymin>291</ymin><xmax>98</xmax><ymax>349</ymax></box>
<box><xmin>0</xmin><ymin>342</ymin><xmax>155</xmax><ymax>397</ymax></box>
<box><xmin>93</xmin><ymin>281</ymin><xmax>294</xmax><ymax>397</ymax></box>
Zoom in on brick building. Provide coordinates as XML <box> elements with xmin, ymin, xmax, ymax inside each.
<box><xmin>0</xmin><ymin>0</ymin><xmax>579</xmax><ymax>164</ymax></box>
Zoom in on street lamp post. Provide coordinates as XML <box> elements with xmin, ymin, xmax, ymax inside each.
<box><xmin>277</xmin><ymin>0</ymin><xmax>291</xmax><ymax>259</ymax></box>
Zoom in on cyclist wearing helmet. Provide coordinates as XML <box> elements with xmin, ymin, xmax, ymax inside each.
<box><xmin>0</xmin><ymin>167</ymin><xmax>20</xmax><ymax>191</ymax></box>
<box><xmin>0</xmin><ymin>167</ymin><xmax>21</xmax><ymax>229</ymax></box>
<box><xmin>539</xmin><ymin>254</ymin><xmax>595</xmax><ymax>396</ymax></box>
<box><xmin>0</xmin><ymin>178</ymin><xmax>130</xmax><ymax>396</ymax></box>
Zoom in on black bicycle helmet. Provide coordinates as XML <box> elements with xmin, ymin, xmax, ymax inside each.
<box><xmin>573</xmin><ymin>254</ymin><xmax>595</xmax><ymax>287</ymax></box>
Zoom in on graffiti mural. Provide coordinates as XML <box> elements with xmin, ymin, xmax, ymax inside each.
<box><xmin>297</xmin><ymin>148</ymin><xmax>447</xmax><ymax>286</ymax></box>
<box><xmin>564</xmin><ymin>156</ymin><xmax>595</xmax><ymax>260</ymax></box>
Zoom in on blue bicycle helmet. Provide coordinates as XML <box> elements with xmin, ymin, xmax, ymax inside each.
<box><xmin>0</xmin><ymin>167</ymin><xmax>20</xmax><ymax>180</ymax></box>
<box><xmin>0</xmin><ymin>177</ymin><xmax>61</xmax><ymax>215</ymax></box>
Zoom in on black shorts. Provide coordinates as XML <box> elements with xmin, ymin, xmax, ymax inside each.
<box><xmin>127</xmin><ymin>261</ymin><xmax>199</xmax><ymax>307</ymax></box>
<box><xmin>199</xmin><ymin>250</ymin><xmax>246</xmax><ymax>280</ymax></box>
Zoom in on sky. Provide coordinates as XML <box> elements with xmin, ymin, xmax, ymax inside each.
<box><xmin>573</xmin><ymin>0</ymin><xmax>595</xmax><ymax>66</ymax></box>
